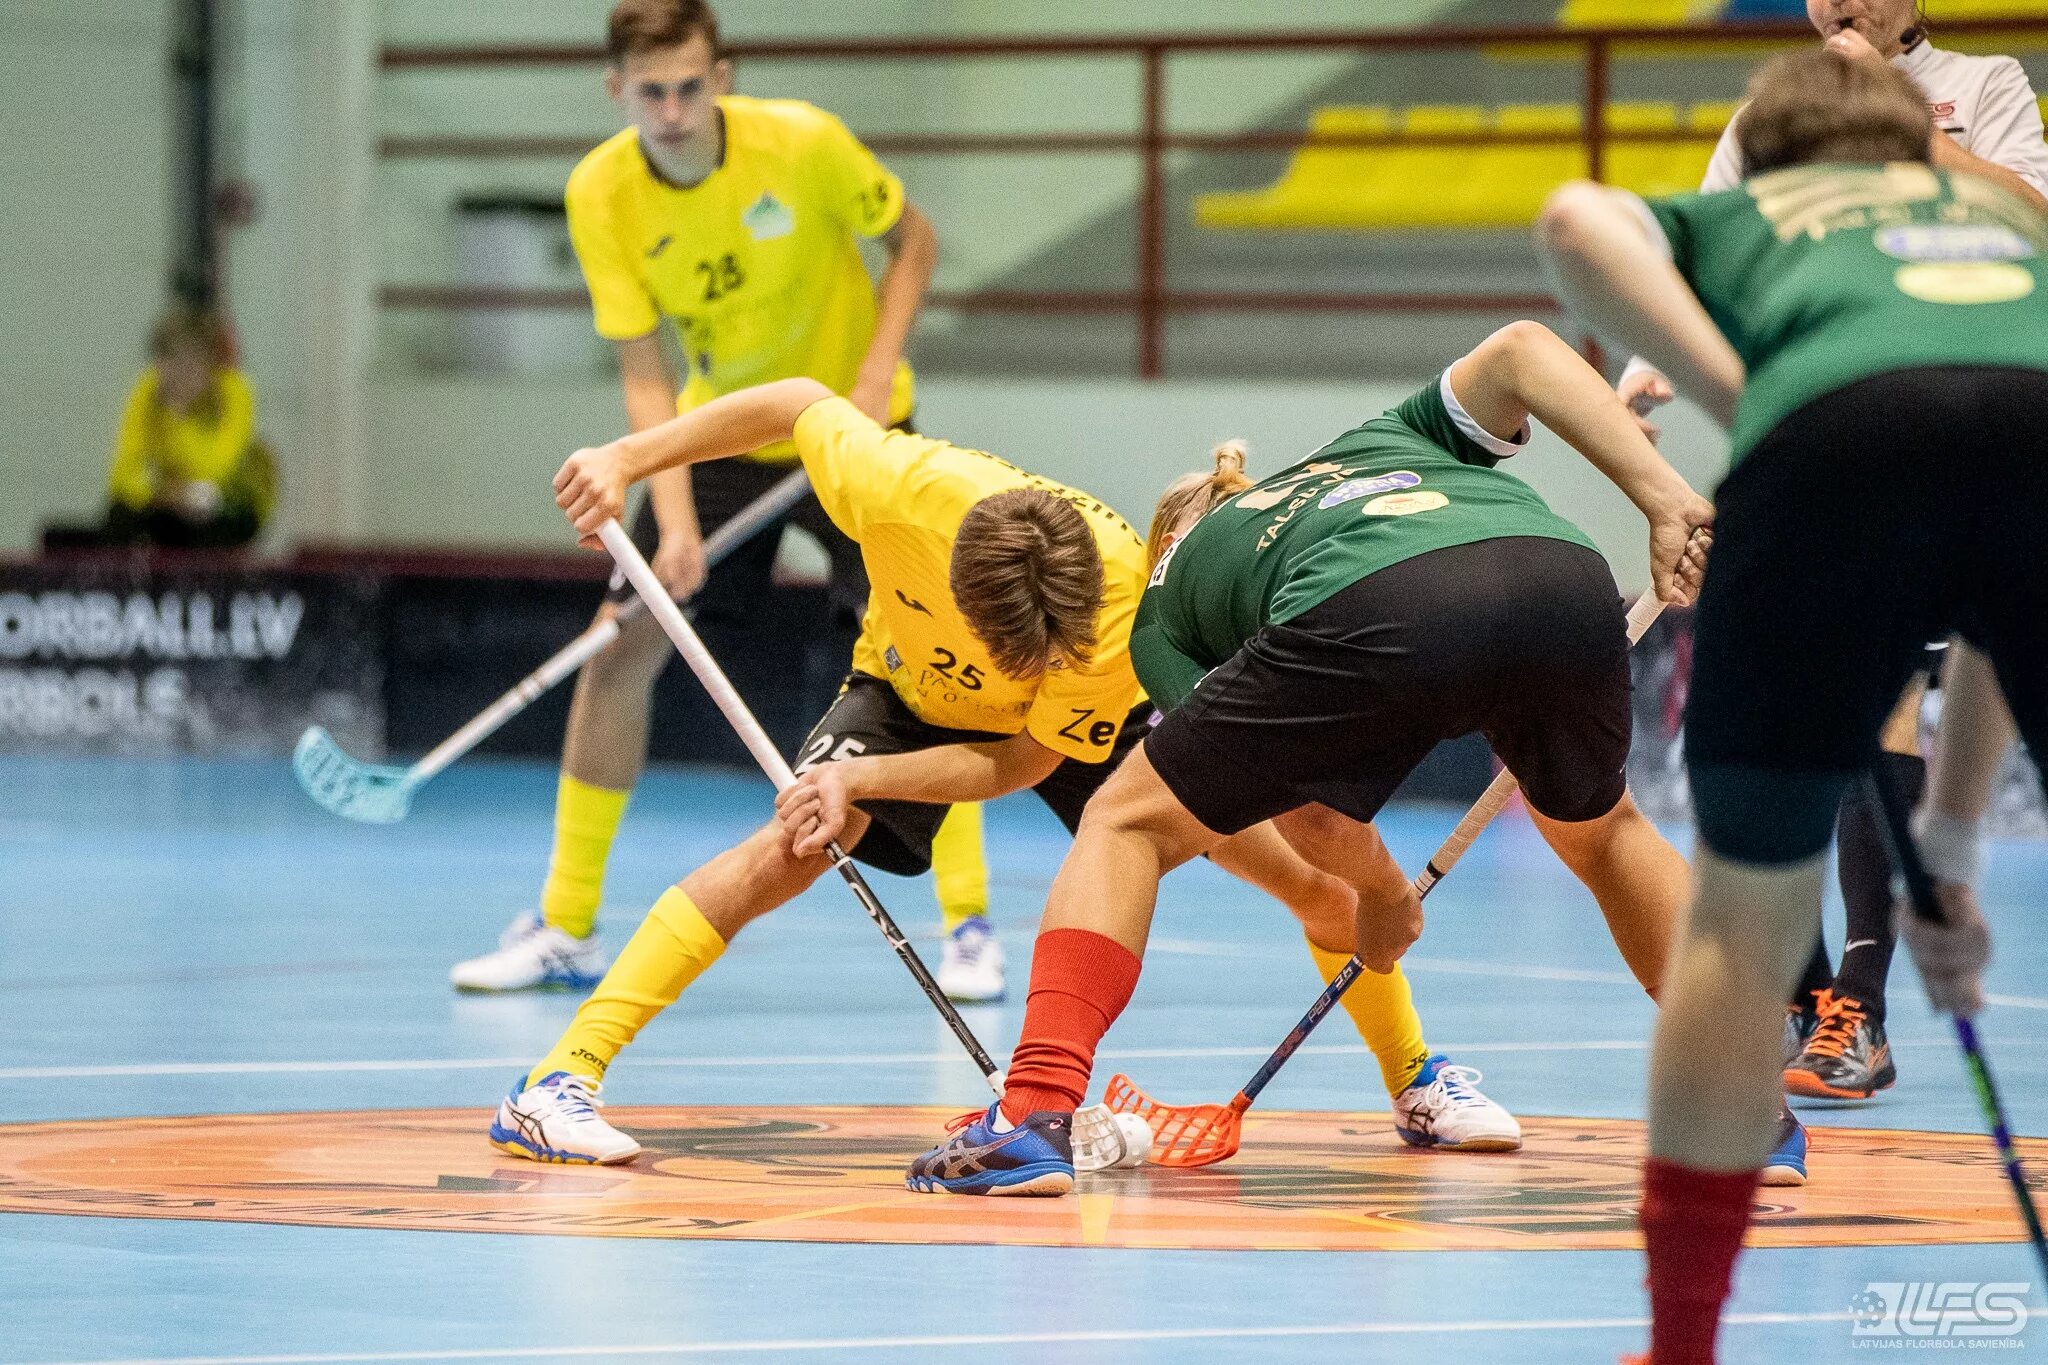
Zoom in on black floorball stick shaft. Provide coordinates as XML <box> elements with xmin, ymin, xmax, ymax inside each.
<box><xmin>1864</xmin><ymin>763</ymin><xmax>2048</xmax><ymax>1280</ymax></box>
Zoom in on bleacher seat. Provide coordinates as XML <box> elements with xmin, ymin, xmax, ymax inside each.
<box><xmin>1194</xmin><ymin>100</ymin><xmax>1727</xmax><ymax>231</ymax></box>
<box><xmin>1925</xmin><ymin>0</ymin><xmax>2048</xmax><ymax>16</ymax></box>
<box><xmin>1559</xmin><ymin>0</ymin><xmax>1723</xmax><ymax>24</ymax></box>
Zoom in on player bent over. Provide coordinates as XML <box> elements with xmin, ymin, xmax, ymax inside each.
<box><xmin>490</xmin><ymin>378</ymin><xmax>1514</xmax><ymax>1165</ymax></box>
<box><xmin>1539</xmin><ymin>48</ymin><xmax>2048</xmax><ymax>1365</ymax></box>
<box><xmin>904</xmin><ymin>320</ymin><xmax>1740</xmax><ymax>1196</ymax></box>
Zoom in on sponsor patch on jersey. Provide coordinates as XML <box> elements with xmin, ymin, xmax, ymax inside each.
<box><xmin>1893</xmin><ymin>261</ymin><xmax>2036</xmax><ymax>305</ymax></box>
<box><xmin>1362</xmin><ymin>491</ymin><xmax>1449</xmax><ymax>517</ymax></box>
<box><xmin>743</xmin><ymin>192</ymin><xmax>795</xmax><ymax>241</ymax></box>
<box><xmin>883</xmin><ymin>645</ymin><xmax>902</xmax><ymax>672</ymax></box>
<box><xmin>1876</xmin><ymin>224</ymin><xmax>2036</xmax><ymax>264</ymax></box>
<box><xmin>1319</xmin><ymin>471</ymin><xmax>1421</xmax><ymax>509</ymax></box>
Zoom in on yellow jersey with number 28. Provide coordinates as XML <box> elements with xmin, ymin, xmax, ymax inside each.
<box><xmin>793</xmin><ymin>397</ymin><xmax>1147</xmax><ymax>765</ymax></box>
<box><xmin>565</xmin><ymin>96</ymin><xmax>914</xmax><ymax>461</ymax></box>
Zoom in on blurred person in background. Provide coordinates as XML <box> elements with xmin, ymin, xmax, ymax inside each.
<box><xmin>1615</xmin><ymin>0</ymin><xmax>2048</xmax><ymax>1102</ymax></box>
<box><xmin>447</xmin><ymin>0</ymin><xmax>1006</xmax><ymax>1003</ymax></box>
<box><xmin>103</xmin><ymin>304</ymin><xmax>273</xmax><ymax>550</ymax></box>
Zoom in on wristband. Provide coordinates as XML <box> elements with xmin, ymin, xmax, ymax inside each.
<box><xmin>1913</xmin><ymin>808</ymin><xmax>1987</xmax><ymax>887</ymax></box>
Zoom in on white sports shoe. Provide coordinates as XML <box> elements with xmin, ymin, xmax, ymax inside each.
<box><xmin>1392</xmin><ymin>1055</ymin><xmax>1523</xmax><ymax>1152</ymax></box>
<box><xmin>937</xmin><ymin>916</ymin><xmax>1006</xmax><ymax>1003</ymax></box>
<box><xmin>451</xmin><ymin>914</ymin><xmax>607</xmax><ymax>993</ymax></box>
<box><xmin>490</xmin><ymin>1070</ymin><xmax>641</xmax><ymax>1165</ymax></box>
<box><xmin>1072</xmin><ymin>1104</ymin><xmax>1154</xmax><ymax>1172</ymax></box>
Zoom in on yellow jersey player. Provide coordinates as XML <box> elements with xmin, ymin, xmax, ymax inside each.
<box><xmin>483</xmin><ymin>378</ymin><xmax>1519</xmax><ymax>1167</ymax></box>
<box><xmin>450</xmin><ymin>0</ymin><xmax>1001</xmax><ymax>1003</ymax></box>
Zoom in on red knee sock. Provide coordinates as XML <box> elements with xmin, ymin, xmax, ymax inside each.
<box><xmin>1000</xmin><ymin>928</ymin><xmax>1142</xmax><ymax>1123</ymax></box>
<box><xmin>1641</xmin><ymin>1158</ymin><xmax>1759</xmax><ymax>1365</ymax></box>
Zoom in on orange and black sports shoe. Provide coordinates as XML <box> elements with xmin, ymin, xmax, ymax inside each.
<box><xmin>1783</xmin><ymin>989</ymin><xmax>1824</xmax><ymax>1066</ymax></box>
<box><xmin>1784</xmin><ymin>988</ymin><xmax>1896</xmax><ymax>1100</ymax></box>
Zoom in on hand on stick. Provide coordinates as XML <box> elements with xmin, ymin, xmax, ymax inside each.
<box><xmin>1900</xmin><ymin>881</ymin><xmax>1993</xmax><ymax>1018</ymax></box>
<box><xmin>775</xmin><ymin>763</ymin><xmax>857</xmax><ymax>859</ymax></box>
<box><xmin>553</xmin><ymin>444</ymin><xmax>631</xmax><ymax>548</ymax></box>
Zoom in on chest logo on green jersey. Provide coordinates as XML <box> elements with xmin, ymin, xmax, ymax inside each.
<box><xmin>1319</xmin><ymin>471</ymin><xmax>1420</xmax><ymax>510</ymax></box>
<box><xmin>743</xmin><ymin>192</ymin><xmax>795</xmax><ymax>241</ymax></box>
<box><xmin>1363</xmin><ymin>491</ymin><xmax>1449</xmax><ymax>517</ymax></box>
<box><xmin>1894</xmin><ymin>262</ymin><xmax>2036</xmax><ymax>306</ymax></box>
<box><xmin>1876</xmin><ymin>224</ymin><xmax>2036</xmax><ymax>264</ymax></box>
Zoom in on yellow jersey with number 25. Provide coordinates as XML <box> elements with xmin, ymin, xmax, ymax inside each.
<box><xmin>565</xmin><ymin>96</ymin><xmax>914</xmax><ymax>461</ymax></box>
<box><xmin>792</xmin><ymin>397</ymin><xmax>1147</xmax><ymax>765</ymax></box>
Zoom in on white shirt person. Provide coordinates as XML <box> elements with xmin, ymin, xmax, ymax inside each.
<box><xmin>1621</xmin><ymin>1</ymin><xmax>2048</xmax><ymax>415</ymax></box>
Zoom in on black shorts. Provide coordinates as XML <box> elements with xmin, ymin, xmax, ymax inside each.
<box><xmin>1145</xmin><ymin>537</ymin><xmax>1631</xmax><ymax>835</ymax></box>
<box><xmin>1685</xmin><ymin>366</ymin><xmax>2048</xmax><ymax>781</ymax></box>
<box><xmin>608</xmin><ymin>457</ymin><xmax>868</xmax><ymax>626</ymax></box>
<box><xmin>795</xmin><ymin>672</ymin><xmax>1151</xmax><ymax>877</ymax></box>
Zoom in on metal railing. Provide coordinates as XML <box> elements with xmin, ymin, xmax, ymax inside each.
<box><xmin>379</xmin><ymin>17</ymin><xmax>2048</xmax><ymax>377</ymax></box>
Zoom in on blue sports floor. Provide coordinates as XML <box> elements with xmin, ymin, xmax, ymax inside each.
<box><xmin>3</xmin><ymin>754</ymin><xmax>2045</xmax><ymax>1364</ymax></box>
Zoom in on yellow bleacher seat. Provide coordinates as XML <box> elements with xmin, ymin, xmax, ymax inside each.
<box><xmin>1925</xmin><ymin>0</ymin><xmax>2048</xmax><ymax>17</ymax></box>
<box><xmin>1458</xmin><ymin>106</ymin><xmax>1585</xmax><ymax>228</ymax></box>
<box><xmin>1688</xmin><ymin>101</ymin><xmax>1738</xmax><ymax>136</ymax></box>
<box><xmin>1558</xmin><ymin>0</ymin><xmax>1719</xmax><ymax>24</ymax></box>
<box><xmin>1194</xmin><ymin>107</ymin><xmax>1391</xmax><ymax>229</ymax></box>
<box><xmin>1192</xmin><ymin>98</ymin><xmax>1731</xmax><ymax>232</ymax></box>
<box><xmin>1605</xmin><ymin>101</ymin><xmax>1709</xmax><ymax>198</ymax></box>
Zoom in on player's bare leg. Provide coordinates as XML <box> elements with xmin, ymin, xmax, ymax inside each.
<box><xmin>1254</xmin><ymin>805</ymin><xmax>1517</xmax><ymax>1149</ymax></box>
<box><xmin>560</xmin><ymin>605</ymin><xmax>674</xmax><ymax>792</ymax></box>
<box><xmin>1527</xmin><ymin>793</ymin><xmax>1684</xmax><ymax>993</ymax></box>
<box><xmin>452</xmin><ymin>605</ymin><xmax>676</xmax><ymax>993</ymax></box>
<box><xmin>1640</xmin><ymin>848</ymin><xmax>1824</xmax><ymax>1358</ymax></box>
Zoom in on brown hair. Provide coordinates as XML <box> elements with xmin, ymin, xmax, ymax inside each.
<box><xmin>1736</xmin><ymin>48</ymin><xmax>1932</xmax><ymax>175</ymax></box>
<box><xmin>1145</xmin><ymin>440</ymin><xmax>1254</xmax><ymax>570</ymax></box>
<box><xmin>950</xmin><ymin>489</ymin><xmax>1105</xmax><ymax>680</ymax></box>
<box><xmin>148</xmin><ymin>304</ymin><xmax>232</xmax><ymax>368</ymax></box>
<box><xmin>606</xmin><ymin>0</ymin><xmax>721</xmax><ymax>64</ymax></box>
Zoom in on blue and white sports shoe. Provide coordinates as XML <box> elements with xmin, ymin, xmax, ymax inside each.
<box><xmin>1761</xmin><ymin>1106</ymin><xmax>1808</xmax><ymax>1187</ymax></box>
<box><xmin>906</xmin><ymin>1102</ymin><xmax>1074</xmax><ymax>1195</ymax></box>
<box><xmin>1392</xmin><ymin>1055</ymin><xmax>1522</xmax><ymax>1151</ymax></box>
<box><xmin>451</xmin><ymin>913</ymin><xmax>608</xmax><ymax>993</ymax></box>
<box><xmin>937</xmin><ymin>916</ymin><xmax>1006</xmax><ymax>1003</ymax></box>
<box><xmin>489</xmin><ymin>1070</ymin><xmax>641</xmax><ymax>1165</ymax></box>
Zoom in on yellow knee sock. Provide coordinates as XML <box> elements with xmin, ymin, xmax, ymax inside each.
<box><xmin>539</xmin><ymin>774</ymin><xmax>631</xmax><ymax>939</ymax></box>
<box><xmin>528</xmin><ymin>887</ymin><xmax>726</xmax><ymax>1087</ymax></box>
<box><xmin>1305</xmin><ymin>936</ymin><xmax>1431</xmax><ymax>1098</ymax></box>
<box><xmin>931</xmin><ymin>802</ymin><xmax>989</xmax><ymax>933</ymax></box>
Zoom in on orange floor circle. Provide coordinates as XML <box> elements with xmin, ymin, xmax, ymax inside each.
<box><xmin>0</xmin><ymin>1105</ymin><xmax>2035</xmax><ymax>1251</ymax></box>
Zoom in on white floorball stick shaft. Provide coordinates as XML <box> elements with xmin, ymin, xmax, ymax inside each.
<box><xmin>595</xmin><ymin>516</ymin><xmax>1005</xmax><ymax>1093</ymax></box>
<box><xmin>402</xmin><ymin>470</ymin><xmax>813</xmax><ymax>788</ymax></box>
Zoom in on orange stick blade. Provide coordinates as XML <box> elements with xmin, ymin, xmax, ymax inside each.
<box><xmin>1102</xmin><ymin>1073</ymin><xmax>1246</xmax><ymax>1168</ymax></box>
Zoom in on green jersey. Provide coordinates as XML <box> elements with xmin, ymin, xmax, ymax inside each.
<box><xmin>1648</xmin><ymin>164</ymin><xmax>2048</xmax><ymax>462</ymax></box>
<box><xmin>1131</xmin><ymin>374</ymin><xmax>1597</xmax><ymax>711</ymax></box>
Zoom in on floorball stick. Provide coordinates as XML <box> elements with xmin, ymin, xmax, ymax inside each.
<box><xmin>1864</xmin><ymin>763</ymin><xmax>2048</xmax><ymax>1280</ymax></box>
<box><xmin>293</xmin><ymin>469</ymin><xmax>813</xmax><ymax>823</ymax></box>
<box><xmin>1100</xmin><ymin>589</ymin><xmax>1671</xmax><ymax>1168</ymax></box>
<box><xmin>596</xmin><ymin>516</ymin><xmax>1005</xmax><ymax>1095</ymax></box>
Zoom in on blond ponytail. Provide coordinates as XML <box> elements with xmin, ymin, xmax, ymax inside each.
<box><xmin>1145</xmin><ymin>439</ymin><xmax>1256</xmax><ymax>571</ymax></box>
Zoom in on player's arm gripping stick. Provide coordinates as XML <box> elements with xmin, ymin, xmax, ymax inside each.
<box><xmin>595</xmin><ymin>517</ymin><xmax>1006</xmax><ymax>1095</ymax></box>
<box><xmin>291</xmin><ymin>471</ymin><xmax>812</xmax><ymax>825</ymax></box>
<box><xmin>1863</xmin><ymin>763</ymin><xmax>2048</xmax><ymax>1282</ymax></box>
<box><xmin>1105</xmin><ymin>590</ymin><xmax>1675</xmax><ymax>1167</ymax></box>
